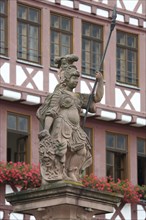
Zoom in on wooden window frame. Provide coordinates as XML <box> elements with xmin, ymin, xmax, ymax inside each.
<box><xmin>84</xmin><ymin>127</ymin><xmax>94</xmax><ymax>175</ymax></box>
<box><xmin>0</xmin><ymin>0</ymin><xmax>8</xmax><ymax>56</ymax></box>
<box><xmin>137</xmin><ymin>138</ymin><xmax>146</xmax><ymax>185</ymax></box>
<box><xmin>7</xmin><ymin>113</ymin><xmax>29</xmax><ymax>132</ymax></box>
<box><xmin>106</xmin><ymin>132</ymin><xmax>128</xmax><ymax>181</ymax></box>
<box><xmin>50</xmin><ymin>13</ymin><xmax>73</xmax><ymax>67</ymax></box>
<box><xmin>7</xmin><ymin>112</ymin><xmax>30</xmax><ymax>163</ymax></box>
<box><xmin>17</xmin><ymin>4</ymin><xmax>41</xmax><ymax>64</ymax></box>
<box><xmin>82</xmin><ymin>21</ymin><xmax>103</xmax><ymax>77</ymax></box>
<box><xmin>116</xmin><ymin>30</ymin><xmax>138</xmax><ymax>86</ymax></box>
<box><xmin>137</xmin><ymin>137</ymin><xmax>146</xmax><ymax>156</ymax></box>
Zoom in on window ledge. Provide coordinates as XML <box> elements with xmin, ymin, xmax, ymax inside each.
<box><xmin>17</xmin><ymin>59</ymin><xmax>43</xmax><ymax>68</ymax></box>
<box><xmin>49</xmin><ymin>67</ymin><xmax>59</xmax><ymax>72</ymax></box>
<box><xmin>0</xmin><ymin>55</ymin><xmax>10</xmax><ymax>60</ymax></box>
<box><xmin>81</xmin><ymin>74</ymin><xmax>96</xmax><ymax>80</ymax></box>
<box><xmin>81</xmin><ymin>74</ymin><xmax>106</xmax><ymax>83</ymax></box>
<box><xmin>116</xmin><ymin>82</ymin><xmax>140</xmax><ymax>90</ymax></box>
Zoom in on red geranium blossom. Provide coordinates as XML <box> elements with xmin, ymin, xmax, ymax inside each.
<box><xmin>0</xmin><ymin>162</ymin><xmax>145</xmax><ymax>203</ymax></box>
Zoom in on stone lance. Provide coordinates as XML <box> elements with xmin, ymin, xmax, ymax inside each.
<box><xmin>82</xmin><ymin>5</ymin><xmax>117</xmax><ymax>129</ymax></box>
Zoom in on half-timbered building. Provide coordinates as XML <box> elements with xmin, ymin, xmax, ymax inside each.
<box><xmin>0</xmin><ymin>0</ymin><xmax>146</xmax><ymax>219</ymax></box>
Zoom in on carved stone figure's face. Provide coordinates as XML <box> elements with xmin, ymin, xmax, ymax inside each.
<box><xmin>67</xmin><ymin>75</ymin><xmax>79</xmax><ymax>89</ymax></box>
<box><xmin>61</xmin><ymin>58</ymin><xmax>68</xmax><ymax>69</ymax></box>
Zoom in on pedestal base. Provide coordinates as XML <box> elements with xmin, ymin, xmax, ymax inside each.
<box><xmin>6</xmin><ymin>181</ymin><xmax>122</xmax><ymax>220</ymax></box>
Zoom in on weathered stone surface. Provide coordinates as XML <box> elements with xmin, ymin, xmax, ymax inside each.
<box><xmin>6</xmin><ymin>182</ymin><xmax>123</xmax><ymax>220</ymax></box>
<box><xmin>36</xmin><ymin>54</ymin><xmax>104</xmax><ymax>183</ymax></box>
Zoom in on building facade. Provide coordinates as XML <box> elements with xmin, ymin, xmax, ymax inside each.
<box><xmin>0</xmin><ymin>0</ymin><xmax>146</xmax><ymax>219</ymax></box>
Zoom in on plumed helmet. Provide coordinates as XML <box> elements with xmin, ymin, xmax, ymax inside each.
<box><xmin>55</xmin><ymin>54</ymin><xmax>80</xmax><ymax>83</ymax></box>
<box><xmin>55</xmin><ymin>54</ymin><xmax>79</xmax><ymax>69</ymax></box>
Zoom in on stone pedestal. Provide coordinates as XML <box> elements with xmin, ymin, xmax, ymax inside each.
<box><xmin>6</xmin><ymin>181</ymin><xmax>122</xmax><ymax>220</ymax></box>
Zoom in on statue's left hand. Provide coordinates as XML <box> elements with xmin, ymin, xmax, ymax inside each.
<box><xmin>95</xmin><ymin>72</ymin><xmax>103</xmax><ymax>80</ymax></box>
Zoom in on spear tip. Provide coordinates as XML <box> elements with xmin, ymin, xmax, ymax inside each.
<box><xmin>111</xmin><ymin>5</ymin><xmax>117</xmax><ymax>31</ymax></box>
<box><xmin>112</xmin><ymin>4</ymin><xmax>117</xmax><ymax>20</ymax></box>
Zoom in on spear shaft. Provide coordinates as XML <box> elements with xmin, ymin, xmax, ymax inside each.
<box><xmin>82</xmin><ymin>5</ymin><xmax>117</xmax><ymax>129</ymax></box>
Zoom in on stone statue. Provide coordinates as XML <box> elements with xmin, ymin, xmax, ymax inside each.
<box><xmin>36</xmin><ymin>54</ymin><xmax>104</xmax><ymax>184</ymax></box>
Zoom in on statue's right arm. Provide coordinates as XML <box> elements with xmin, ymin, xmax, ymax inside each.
<box><xmin>44</xmin><ymin>116</ymin><xmax>54</xmax><ymax>132</ymax></box>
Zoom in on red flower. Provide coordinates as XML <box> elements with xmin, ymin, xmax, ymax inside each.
<box><xmin>81</xmin><ymin>173</ymin><xmax>146</xmax><ymax>203</ymax></box>
<box><xmin>0</xmin><ymin>161</ymin><xmax>41</xmax><ymax>190</ymax></box>
<box><xmin>0</xmin><ymin>162</ymin><xmax>146</xmax><ymax>203</ymax></box>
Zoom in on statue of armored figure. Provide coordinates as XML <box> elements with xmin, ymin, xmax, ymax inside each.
<box><xmin>36</xmin><ymin>54</ymin><xmax>104</xmax><ymax>184</ymax></box>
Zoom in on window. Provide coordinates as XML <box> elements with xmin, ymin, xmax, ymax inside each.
<box><xmin>0</xmin><ymin>0</ymin><xmax>8</xmax><ymax>56</ymax></box>
<box><xmin>106</xmin><ymin>132</ymin><xmax>128</xmax><ymax>181</ymax></box>
<box><xmin>17</xmin><ymin>4</ymin><xmax>41</xmax><ymax>63</ymax></box>
<box><xmin>117</xmin><ymin>31</ymin><xmax>138</xmax><ymax>86</ymax></box>
<box><xmin>82</xmin><ymin>21</ymin><xmax>103</xmax><ymax>76</ymax></box>
<box><xmin>50</xmin><ymin>13</ymin><xmax>72</xmax><ymax>67</ymax></box>
<box><xmin>137</xmin><ymin>138</ymin><xmax>146</xmax><ymax>185</ymax></box>
<box><xmin>84</xmin><ymin>127</ymin><xmax>93</xmax><ymax>175</ymax></box>
<box><xmin>7</xmin><ymin>113</ymin><xmax>30</xmax><ymax>163</ymax></box>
